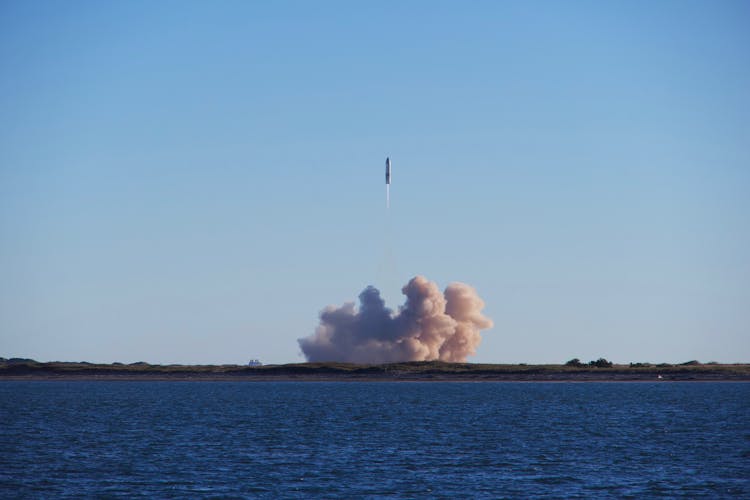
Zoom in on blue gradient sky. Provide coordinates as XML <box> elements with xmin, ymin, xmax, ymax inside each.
<box><xmin>2</xmin><ymin>1</ymin><xmax>748</xmax><ymax>364</ymax></box>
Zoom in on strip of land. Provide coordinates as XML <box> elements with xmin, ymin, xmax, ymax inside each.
<box><xmin>1</xmin><ymin>359</ymin><xmax>749</xmax><ymax>381</ymax></box>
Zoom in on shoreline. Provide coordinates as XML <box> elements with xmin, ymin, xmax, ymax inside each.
<box><xmin>3</xmin><ymin>376</ymin><xmax>749</xmax><ymax>382</ymax></box>
<box><xmin>2</xmin><ymin>360</ymin><xmax>749</xmax><ymax>382</ymax></box>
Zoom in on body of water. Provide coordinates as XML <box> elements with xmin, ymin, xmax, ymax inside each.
<box><xmin>1</xmin><ymin>381</ymin><xmax>748</xmax><ymax>498</ymax></box>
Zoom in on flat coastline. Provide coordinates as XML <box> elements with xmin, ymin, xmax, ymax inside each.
<box><xmin>2</xmin><ymin>360</ymin><xmax>748</xmax><ymax>382</ymax></box>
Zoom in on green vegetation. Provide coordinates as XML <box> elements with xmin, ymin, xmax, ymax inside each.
<box><xmin>1</xmin><ymin>358</ymin><xmax>749</xmax><ymax>381</ymax></box>
<box><xmin>589</xmin><ymin>358</ymin><xmax>613</xmax><ymax>368</ymax></box>
<box><xmin>566</xmin><ymin>358</ymin><xmax>613</xmax><ymax>368</ymax></box>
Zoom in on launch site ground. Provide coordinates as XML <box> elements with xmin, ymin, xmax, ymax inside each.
<box><xmin>2</xmin><ymin>359</ymin><xmax>749</xmax><ymax>382</ymax></box>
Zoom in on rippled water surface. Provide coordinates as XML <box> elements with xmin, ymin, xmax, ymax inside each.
<box><xmin>1</xmin><ymin>382</ymin><xmax>748</xmax><ymax>498</ymax></box>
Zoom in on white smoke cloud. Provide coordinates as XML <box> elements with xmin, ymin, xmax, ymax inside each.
<box><xmin>298</xmin><ymin>276</ymin><xmax>493</xmax><ymax>363</ymax></box>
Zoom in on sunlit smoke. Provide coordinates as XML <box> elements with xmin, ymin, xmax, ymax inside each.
<box><xmin>298</xmin><ymin>276</ymin><xmax>493</xmax><ymax>363</ymax></box>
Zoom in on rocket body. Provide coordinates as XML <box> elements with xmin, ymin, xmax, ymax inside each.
<box><xmin>385</xmin><ymin>157</ymin><xmax>391</xmax><ymax>185</ymax></box>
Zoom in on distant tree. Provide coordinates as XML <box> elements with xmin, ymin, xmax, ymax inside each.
<box><xmin>565</xmin><ymin>358</ymin><xmax>584</xmax><ymax>367</ymax></box>
<box><xmin>589</xmin><ymin>358</ymin><xmax>613</xmax><ymax>368</ymax></box>
<box><xmin>681</xmin><ymin>360</ymin><xmax>701</xmax><ymax>366</ymax></box>
<box><xmin>629</xmin><ymin>362</ymin><xmax>652</xmax><ymax>368</ymax></box>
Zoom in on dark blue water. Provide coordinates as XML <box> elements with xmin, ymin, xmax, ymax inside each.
<box><xmin>1</xmin><ymin>382</ymin><xmax>748</xmax><ymax>498</ymax></box>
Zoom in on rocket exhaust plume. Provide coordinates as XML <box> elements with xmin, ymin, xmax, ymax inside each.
<box><xmin>298</xmin><ymin>276</ymin><xmax>493</xmax><ymax>363</ymax></box>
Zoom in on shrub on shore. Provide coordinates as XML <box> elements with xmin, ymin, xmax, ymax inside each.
<box><xmin>565</xmin><ymin>358</ymin><xmax>584</xmax><ymax>367</ymax></box>
<box><xmin>565</xmin><ymin>358</ymin><xmax>613</xmax><ymax>368</ymax></box>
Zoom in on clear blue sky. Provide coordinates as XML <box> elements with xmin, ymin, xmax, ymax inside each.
<box><xmin>1</xmin><ymin>0</ymin><xmax>748</xmax><ymax>364</ymax></box>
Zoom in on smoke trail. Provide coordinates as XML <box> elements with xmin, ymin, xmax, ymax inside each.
<box><xmin>386</xmin><ymin>184</ymin><xmax>390</xmax><ymax>209</ymax></box>
<box><xmin>298</xmin><ymin>276</ymin><xmax>493</xmax><ymax>363</ymax></box>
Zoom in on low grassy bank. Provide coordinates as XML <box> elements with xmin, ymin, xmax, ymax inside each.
<box><xmin>2</xmin><ymin>359</ymin><xmax>749</xmax><ymax>381</ymax></box>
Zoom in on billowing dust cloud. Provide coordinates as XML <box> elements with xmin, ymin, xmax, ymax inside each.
<box><xmin>298</xmin><ymin>276</ymin><xmax>493</xmax><ymax>363</ymax></box>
